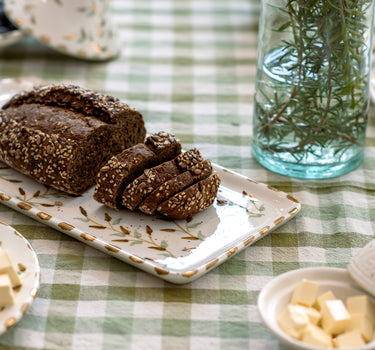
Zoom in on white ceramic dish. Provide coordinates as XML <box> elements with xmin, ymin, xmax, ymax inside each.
<box><xmin>0</xmin><ymin>29</ymin><xmax>24</xmax><ymax>49</ymax></box>
<box><xmin>348</xmin><ymin>239</ymin><xmax>375</xmax><ymax>299</ymax></box>
<box><xmin>0</xmin><ymin>221</ymin><xmax>41</xmax><ymax>335</ymax></box>
<box><xmin>257</xmin><ymin>267</ymin><xmax>375</xmax><ymax>350</ymax></box>
<box><xmin>4</xmin><ymin>0</ymin><xmax>120</xmax><ymax>61</ymax></box>
<box><xmin>0</xmin><ymin>161</ymin><xmax>300</xmax><ymax>284</ymax></box>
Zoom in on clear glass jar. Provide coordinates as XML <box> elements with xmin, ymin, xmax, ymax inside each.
<box><xmin>252</xmin><ymin>0</ymin><xmax>375</xmax><ymax>179</ymax></box>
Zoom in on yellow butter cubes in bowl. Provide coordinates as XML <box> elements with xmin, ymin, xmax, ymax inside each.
<box><xmin>278</xmin><ymin>279</ymin><xmax>374</xmax><ymax>348</ymax></box>
<box><xmin>258</xmin><ymin>267</ymin><xmax>375</xmax><ymax>350</ymax></box>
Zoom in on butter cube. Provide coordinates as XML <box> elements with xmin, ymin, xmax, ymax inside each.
<box><xmin>321</xmin><ymin>299</ymin><xmax>351</xmax><ymax>335</ymax></box>
<box><xmin>347</xmin><ymin>295</ymin><xmax>375</xmax><ymax>325</ymax></box>
<box><xmin>0</xmin><ymin>248</ymin><xmax>21</xmax><ymax>288</ymax></box>
<box><xmin>305</xmin><ymin>306</ymin><xmax>321</xmax><ymax>325</ymax></box>
<box><xmin>278</xmin><ymin>304</ymin><xmax>309</xmax><ymax>339</ymax></box>
<box><xmin>315</xmin><ymin>290</ymin><xmax>336</xmax><ymax>311</ymax></box>
<box><xmin>346</xmin><ymin>313</ymin><xmax>373</xmax><ymax>342</ymax></box>
<box><xmin>334</xmin><ymin>330</ymin><xmax>366</xmax><ymax>349</ymax></box>
<box><xmin>301</xmin><ymin>324</ymin><xmax>332</xmax><ymax>348</ymax></box>
<box><xmin>0</xmin><ymin>273</ymin><xmax>15</xmax><ymax>307</ymax></box>
<box><xmin>291</xmin><ymin>279</ymin><xmax>319</xmax><ymax>307</ymax></box>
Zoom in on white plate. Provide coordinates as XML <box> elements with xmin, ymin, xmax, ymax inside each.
<box><xmin>258</xmin><ymin>267</ymin><xmax>375</xmax><ymax>350</ymax></box>
<box><xmin>4</xmin><ymin>0</ymin><xmax>120</xmax><ymax>61</ymax></box>
<box><xmin>0</xmin><ymin>161</ymin><xmax>300</xmax><ymax>284</ymax></box>
<box><xmin>348</xmin><ymin>239</ymin><xmax>375</xmax><ymax>298</ymax></box>
<box><xmin>0</xmin><ymin>29</ymin><xmax>24</xmax><ymax>49</ymax></box>
<box><xmin>0</xmin><ymin>222</ymin><xmax>41</xmax><ymax>335</ymax></box>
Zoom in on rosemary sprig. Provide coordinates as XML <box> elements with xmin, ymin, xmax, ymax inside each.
<box><xmin>254</xmin><ymin>0</ymin><xmax>372</xmax><ymax>161</ymax></box>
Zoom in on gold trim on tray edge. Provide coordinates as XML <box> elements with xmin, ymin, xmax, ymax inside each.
<box><xmin>226</xmin><ymin>247</ymin><xmax>238</xmax><ymax>258</ymax></box>
<box><xmin>259</xmin><ymin>226</ymin><xmax>270</xmax><ymax>236</ymax></box>
<box><xmin>104</xmin><ymin>244</ymin><xmax>121</xmax><ymax>253</ymax></box>
<box><xmin>274</xmin><ymin>216</ymin><xmax>285</xmax><ymax>226</ymax></box>
<box><xmin>21</xmin><ymin>302</ymin><xmax>30</xmax><ymax>315</ymax></box>
<box><xmin>37</xmin><ymin>212</ymin><xmax>52</xmax><ymax>220</ymax></box>
<box><xmin>288</xmin><ymin>207</ymin><xmax>299</xmax><ymax>215</ymax></box>
<box><xmin>5</xmin><ymin>317</ymin><xmax>16</xmax><ymax>329</ymax></box>
<box><xmin>17</xmin><ymin>202</ymin><xmax>32</xmax><ymax>210</ymax></box>
<box><xmin>287</xmin><ymin>195</ymin><xmax>299</xmax><ymax>203</ymax></box>
<box><xmin>154</xmin><ymin>267</ymin><xmax>169</xmax><ymax>275</ymax></box>
<box><xmin>182</xmin><ymin>270</ymin><xmax>198</xmax><ymax>278</ymax></box>
<box><xmin>0</xmin><ymin>193</ymin><xmax>10</xmax><ymax>201</ymax></box>
<box><xmin>58</xmin><ymin>222</ymin><xmax>74</xmax><ymax>231</ymax></box>
<box><xmin>244</xmin><ymin>236</ymin><xmax>255</xmax><ymax>246</ymax></box>
<box><xmin>80</xmin><ymin>233</ymin><xmax>96</xmax><ymax>242</ymax></box>
<box><xmin>129</xmin><ymin>255</ymin><xmax>144</xmax><ymax>264</ymax></box>
<box><xmin>206</xmin><ymin>258</ymin><xmax>219</xmax><ymax>270</ymax></box>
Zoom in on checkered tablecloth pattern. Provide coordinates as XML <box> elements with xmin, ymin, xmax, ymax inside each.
<box><xmin>0</xmin><ymin>0</ymin><xmax>374</xmax><ymax>349</ymax></box>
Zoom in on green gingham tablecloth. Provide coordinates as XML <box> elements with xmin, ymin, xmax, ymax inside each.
<box><xmin>0</xmin><ymin>0</ymin><xmax>375</xmax><ymax>349</ymax></box>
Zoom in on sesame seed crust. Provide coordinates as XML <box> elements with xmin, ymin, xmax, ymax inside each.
<box><xmin>157</xmin><ymin>173</ymin><xmax>221</xmax><ymax>220</ymax></box>
<box><xmin>93</xmin><ymin>131</ymin><xmax>182</xmax><ymax>209</ymax></box>
<box><xmin>3</xmin><ymin>83</ymin><xmax>139</xmax><ymax>125</ymax></box>
<box><xmin>138</xmin><ymin>158</ymin><xmax>213</xmax><ymax>216</ymax></box>
<box><xmin>120</xmin><ymin>148</ymin><xmax>204</xmax><ymax>211</ymax></box>
<box><xmin>93</xmin><ymin>144</ymin><xmax>157</xmax><ymax>209</ymax></box>
<box><xmin>0</xmin><ymin>84</ymin><xmax>146</xmax><ymax>195</ymax></box>
<box><xmin>93</xmin><ymin>129</ymin><xmax>219</xmax><ymax>220</ymax></box>
<box><xmin>120</xmin><ymin>160</ymin><xmax>181</xmax><ymax>211</ymax></box>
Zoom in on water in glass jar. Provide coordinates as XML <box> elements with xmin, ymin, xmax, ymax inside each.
<box><xmin>252</xmin><ymin>46</ymin><xmax>369</xmax><ymax>179</ymax></box>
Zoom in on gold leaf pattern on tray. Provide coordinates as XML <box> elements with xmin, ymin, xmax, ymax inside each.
<box><xmin>79</xmin><ymin>206</ymin><xmax>205</xmax><ymax>258</ymax></box>
<box><xmin>0</xmin><ymin>165</ymin><xmax>22</xmax><ymax>183</ymax></box>
<box><xmin>16</xmin><ymin>186</ymin><xmax>67</xmax><ymax>208</ymax></box>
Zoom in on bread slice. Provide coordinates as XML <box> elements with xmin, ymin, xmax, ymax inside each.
<box><xmin>156</xmin><ymin>173</ymin><xmax>221</xmax><ymax>219</ymax></box>
<box><xmin>138</xmin><ymin>159</ymin><xmax>213</xmax><ymax>216</ymax></box>
<box><xmin>120</xmin><ymin>148</ymin><xmax>203</xmax><ymax>211</ymax></box>
<box><xmin>0</xmin><ymin>84</ymin><xmax>146</xmax><ymax>194</ymax></box>
<box><xmin>174</xmin><ymin>148</ymin><xmax>203</xmax><ymax>171</ymax></box>
<box><xmin>93</xmin><ymin>131</ymin><xmax>181</xmax><ymax>209</ymax></box>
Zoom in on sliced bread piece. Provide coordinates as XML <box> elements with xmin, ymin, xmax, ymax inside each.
<box><xmin>156</xmin><ymin>173</ymin><xmax>221</xmax><ymax>219</ymax></box>
<box><xmin>93</xmin><ymin>131</ymin><xmax>181</xmax><ymax>209</ymax></box>
<box><xmin>138</xmin><ymin>159</ymin><xmax>212</xmax><ymax>215</ymax></box>
<box><xmin>120</xmin><ymin>148</ymin><xmax>204</xmax><ymax>211</ymax></box>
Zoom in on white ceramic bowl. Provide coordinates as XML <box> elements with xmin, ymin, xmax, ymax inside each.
<box><xmin>348</xmin><ymin>240</ymin><xmax>375</xmax><ymax>299</ymax></box>
<box><xmin>257</xmin><ymin>267</ymin><xmax>375</xmax><ymax>350</ymax></box>
<box><xmin>4</xmin><ymin>0</ymin><xmax>120</xmax><ymax>61</ymax></box>
<box><xmin>0</xmin><ymin>29</ymin><xmax>24</xmax><ymax>49</ymax></box>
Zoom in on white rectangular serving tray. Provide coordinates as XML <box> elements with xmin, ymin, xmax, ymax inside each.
<box><xmin>0</xmin><ymin>162</ymin><xmax>301</xmax><ymax>284</ymax></box>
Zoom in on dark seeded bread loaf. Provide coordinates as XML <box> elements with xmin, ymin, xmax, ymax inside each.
<box><xmin>156</xmin><ymin>173</ymin><xmax>221</xmax><ymax>219</ymax></box>
<box><xmin>0</xmin><ymin>84</ymin><xmax>146</xmax><ymax>194</ymax></box>
<box><xmin>93</xmin><ymin>132</ymin><xmax>182</xmax><ymax>209</ymax></box>
<box><xmin>120</xmin><ymin>148</ymin><xmax>203</xmax><ymax>211</ymax></box>
<box><xmin>138</xmin><ymin>158</ymin><xmax>212</xmax><ymax>215</ymax></box>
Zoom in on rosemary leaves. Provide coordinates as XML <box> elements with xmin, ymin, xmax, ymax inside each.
<box><xmin>252</xmin><ymin>0</ymin><xmax>374</xmax><ymax>179</ymax></box>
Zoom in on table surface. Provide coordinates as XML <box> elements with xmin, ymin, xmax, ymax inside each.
<box><xmin>0</xmin><ymin>0</ymin><xmax>374</xmax><ymax>349</ymax></box>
